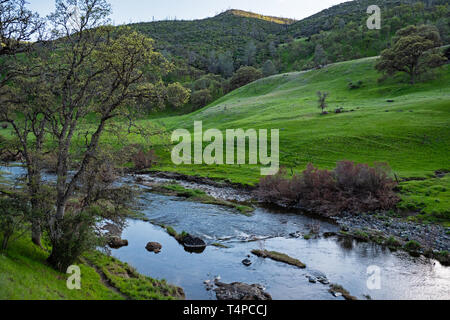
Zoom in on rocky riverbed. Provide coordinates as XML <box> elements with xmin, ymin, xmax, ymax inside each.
<box><xmin>333</xmin><ymin>212</ymin><xmax>450</xmax><ymax>253</ymax></box>
<box><xmin>134</xmin><ymin>172</ymin><xmax>450</xmax><ymax>257</ymax></box>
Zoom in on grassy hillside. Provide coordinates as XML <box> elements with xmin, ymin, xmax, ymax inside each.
<box><xmin>0</xmin><ymin>235</ymin><xmax>183</xmax><ymax>300</ymax></box>
<box><xmin>143</xmin><ymin>57</ymin><xmax>449</xmax><ymax>186</ymax></box>
<box><xmin>0</xmin><ymin>236</ymin><xmax>122</xmax><ymax>300</ymax></box>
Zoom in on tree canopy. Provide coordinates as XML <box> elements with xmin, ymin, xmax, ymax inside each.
<box><xmin>376</xmin><ymin>25</ymin><xmax>447</xmax><ymax>83</ymax></box>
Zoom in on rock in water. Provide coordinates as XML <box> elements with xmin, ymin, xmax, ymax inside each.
<box><xmin>108</xmin><ymin>237</ymin><xmax>128</xmax><ymax>249</ymax></box>
<box><xmin>307</xmin><ymin>270</ymin><xmax>330</xmax><ymax>284</ymax></box>
<box><xmin>242</xmin><ymin>258</ymin><xmax>252</xmax><ymax>267</ymax></box>
<box><xmin>214</xmin><ymin>281</ymin><xmax>272</xmax><ymax>300</ymax></box>
<box><xmin>146</xmin><ymin>242</ymin><xmax>162</xmax><ymax>253</ymax></box>
<box><xmin>181</xmin><ymin>235</ymin><xmax>207</xmax><ymax>253</ymax></box>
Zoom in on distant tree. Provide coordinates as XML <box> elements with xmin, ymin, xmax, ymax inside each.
<box><xmin>230</xmin><ymin>66</ymin><xmax>263</xmax><ymax>90</ymax></box>
<box><xmin>317</xmin><ymin>91</ymin><xmax>329</xmax><ymax>114</ymax></box>
<box><xmin>268</xmin><ymin>41</ymin><xmax>277</xmax><ymax>57</ymax></box>
<box><xmin>376</xmin><ymin>25</ymin><xmax>447</xmax><ymax>84</ymax></box>
<box><xmin>445</xmin><ymin>47</ymin><xmax>450</xmax><ymax>61</ymax></box>
<box><xmin>243</xmin><ymin>41</ymin><xmax>257</xmax><ymax>66</ymax></box>
<box><xmin>314</xmin><ymin>44</ymin><xmax>327</xmax><ymax>68</ymax></box>
<box><xmin>166</xmin><ymin>83</ymin><xmax>191</xmax><ymax>108</ymax></box>
<box><xmin>191</xmin><ymin>89</ymin><xmax>213</xmax><ymax>109</ymax></box>
<box><xmin>262</xmin><ymin>60</ymin><xmax>277</xmax><ymax>77</ymax></box>
<box><xmin>0</xmin><ymin>0</ymin><xmax>43</xmax><ymax>57</ymax></box>
<box><xmin>208</xmin><ymin>51</ymin><xmax>219</xmax><ymax>74</ymax></box>
<box><xmin>218</xmin><ymin>52</ymin><xmax>235</xmax><ymax>78</ymax></box>
<box><xmin>435</xmin><ymin>18</ymin><xmax>450</xmax><ymax>44</ymax></box>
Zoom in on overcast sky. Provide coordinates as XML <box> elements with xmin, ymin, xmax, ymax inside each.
<box><xmin>27</xmin><ymin>0</ymin><xmax>349</xmax><ymax>24</ymax></box>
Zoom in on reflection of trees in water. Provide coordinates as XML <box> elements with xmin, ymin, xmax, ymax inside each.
<box><xmin>337</xmin><ymin>237</ymin><xmax>388</xmax><ymax>259</ymax></box>
<box><xmin>338</xmin><ymin>237</ymin><xmax>354</xmax><ymax>250</ymax></box>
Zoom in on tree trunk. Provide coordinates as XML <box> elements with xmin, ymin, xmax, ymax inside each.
<box><xmin>29</xmin><ymin>172</ymin><xmax>43</xmax><ymax>248</ymax></box>
<box><xmin>31</xmin><ymin>218</ymin><xmax>42</xmax><ymax>247</ymax></box>
<box><xmin>1</xmin><ymin>233</ymin><xmax>11</xmax><ymax>251</ymax></box>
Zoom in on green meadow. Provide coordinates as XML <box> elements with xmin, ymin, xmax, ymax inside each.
<box><xmin>133</xmin><ymin>57</ymin><xmax>450</xmax><ymax>185</ymax></box>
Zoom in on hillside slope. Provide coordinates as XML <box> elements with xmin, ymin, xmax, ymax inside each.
<box><xmin>127</xmin><ymin>1</ymin><xmax>449</xmax><ymax>75</ymax></box>
<box><xmin>148</xmin><ymin>57</ymin><xmax>450</xmax><ymax>185</ymax></box>
<box><xmin>129</xmin><ymin>9</ymin><xmax>288</xmax><ymax>71</ymax></box>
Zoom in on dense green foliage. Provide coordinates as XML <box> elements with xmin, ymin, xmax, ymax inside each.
<box><xmin>376</xmin><ymin>25</ymin><xmax>447</xmax><ymax>83</ymax></box>
<box><xmin>279</xmin><ymin>0</ymin><xmax>449</xmax><ymax>71</ymax></box>
<box><xmin>128</xmin><ymin>0</ymin><xmax>449</xmax><ymax>79</ymax></box>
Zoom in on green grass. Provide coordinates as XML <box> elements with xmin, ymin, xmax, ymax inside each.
<box><xmin>0</xmin><ymin>234</ymin><xmax>184</xmax><ymax>300</ymax></box>
<box><xmin>0</xmin><ymin>236</ymin><xmax>123</xmax><ymax>300</ymax></box>
<box><xmin>83</xmin><ymin>251</ymin><xmax>184</xmax><ymax>300</ymax></box>
<box><xmin>404</xmin><ymin>240</ymin><xmax>422</xmax><ymax>252</ymax></box>
<box><xmin>397</xmin><ymin>175</ymin><xmax>450</xmax><ymax>227</ymax></box>
<box><xmin>138</xmin><ymin>58</ymin><xmax>450</xmax><ymax>187</ymax></box>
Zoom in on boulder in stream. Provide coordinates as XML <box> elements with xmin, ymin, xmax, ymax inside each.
<box><xmin>180</xmin><ymin>234</ymin><xmax>207</xmax><ymax>253</ymax></box>
<box><xmin>108</xmin><ymin>237</ymin><xmax>128</xmax><ymax>249</ymax></box>
<box><xmin>146</xmin><ymin>242</ymin><xmax>162</xmax><ymax>253</ymax></box>
<box><xmin>214</xmin><ymin>281</ymin><xmax>272</xmax><ymax>300</ymax></box>
<box><xmin>242</xmin><ymin>258</ymin><xmax>252</xmax><ymax>267</ymax></box>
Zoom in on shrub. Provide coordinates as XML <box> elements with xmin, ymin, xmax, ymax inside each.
<box><xmin>404</xmin><ymin>240</ymin><xmax>422</xmax><ymax>252</ymax></box>
<box><xmin>47</xmin><ymin>211</ymin><xmax>100</xmax><ymax>272</ymax></box>
<box><xmin>257</xmin><ymin>161</ymin><xmax>399</xmax><ymax>217</ymax></box>
<box><xmin>385</xmin><ymin>236</ymin><xmax>401</xmax><ymax>248</ymax></box>
<box><xmin>348</xmin><ymin>80</ymin><xmax>363</xmax><ymax>89</ymax></box>
<box><xmin>191</xmin><ymin>89</ymin><xmax>213</xmax><ymax>109</ymax></box>
<box><xmin>229</xmin><ymin>66</ymin><xmax>263</xmax><ymax>90</ymax></box>
<box><xmin>0</xmin><ymin>193</ymin><xmax>30</xmax><ymax>251</ymax></box>
<box><xmin>132</xmin><ymin>149</ymin><xmax>158</xmax><ymax>170</ymax></box>
<box><xmin>166</xmin><ymin>83</ymin><xmax>191</xmax><ymax>108</ymax></box>
<box><xmin>262</xmin><ymin>60</ymin><xmax>277</xmax><ymax>77</ymax></box>
<box><xmin>1</xmin><ymin>123</ymin><xmax>7</xmax><ymax>129</ymax></box>
<box><xmin>317</xmin><ymin>91</ymin><xmax>329</xmax><ymax>114</ymax></box>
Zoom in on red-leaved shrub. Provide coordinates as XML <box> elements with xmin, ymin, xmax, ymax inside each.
<box><xmin>257</xmin><ymin>161</ymin><xmax>399</xmax><ymax>217</ymax></box>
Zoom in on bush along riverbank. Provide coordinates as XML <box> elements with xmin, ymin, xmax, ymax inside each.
<box><xmin>255</xmin><ymin>161</ymin><xmax>450</xmax><ymax>264</ymax></box>
<box><xmin>0</xmin><ymin>234</ymin><xmax>184</xmax><ymax>300</ymax></box>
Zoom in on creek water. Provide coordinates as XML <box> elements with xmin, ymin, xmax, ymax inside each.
<box><xmin>1</xmin><ymin>165</ymin><xmax>449</xmax><ymax>300</ymax></box>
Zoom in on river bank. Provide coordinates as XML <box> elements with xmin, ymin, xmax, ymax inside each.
<box><xmin>0</xmin><ymin>235</ymin><xmax>184</xmax><ymax>300</ymax></box>
<box><xmin>130</xmin><ymin>171</ymin><xmax>450</xmax><ymax>266</ymax></box>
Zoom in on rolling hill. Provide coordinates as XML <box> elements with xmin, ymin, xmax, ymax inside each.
<box><xmin>127</xmin><ymin>0</ymin><xmax>449</xmax><ymax>75</ymax></box>
<box><xmin>143</xmin><ymin>57</ymin><xmax>450</xmax><ymax>185</ymax></box>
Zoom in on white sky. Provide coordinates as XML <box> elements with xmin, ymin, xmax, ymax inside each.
<box><xmin>27</xmin><ymin>0</ymin><xmax>350</xmax><ymax>24</ymax></box>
